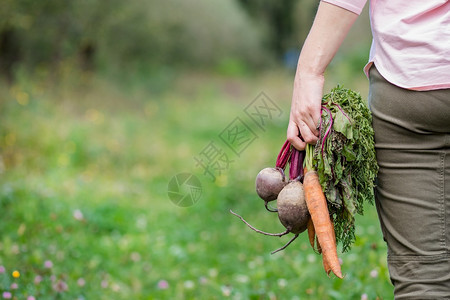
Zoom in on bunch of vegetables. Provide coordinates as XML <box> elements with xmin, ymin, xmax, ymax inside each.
<box><xmin>230</xmin><ymin>86</ymin><xmax>378</xmax><ymax>278</ymax></box>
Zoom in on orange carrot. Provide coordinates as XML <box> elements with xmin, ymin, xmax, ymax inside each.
<box><xmin>308</xmin><ymin>223</ymin><xmax>331</xmax><ymax>276</ymax></box>
<box><xmin>307</xmin><ymin>217</ymin><xmax>315</xmax><ymax>250</ymax></box>
<box><xmin>319</xmin><ymin>222</ymin><xmax>338</xmax><ymax>276</ymax></box>
<box><xmin>322</xmin><ymin>252</ymin><xmax>331</xmax><ymax>276</ymax></box>
<box><xmin>324</xmin><ymin>221</ymin><xmax>338</xmax><ymax>276</ymax></box>
<box><xmin>308</xmin><ymin>218</ymin><xmax>323</xmax><ymax>254</ymax></box>
<box><xmin>303</xmin><ymin>168</ymin><xmax>343</xmax><ymax>279</ymax></box>
<box><xmin>316</xmin><ymin>236</ymin><xmax>322</xmax><ymax>254</ymax></box>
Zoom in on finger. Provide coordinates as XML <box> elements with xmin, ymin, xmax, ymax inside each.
<box><xmin>302</xmin><ymin>113</ymin><xmax>321</xmax><ymax>137</ymax></box>
<box><xmin>298</xmin><ymin>121</ymin><xmax>319</xmax><ymax>144</ymax></box>
<box><xmin>287</xmin><ymin>122</ymin><xmax>306</xmax><ymax>150</ymax></box>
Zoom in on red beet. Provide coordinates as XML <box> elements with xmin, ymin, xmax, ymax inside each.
<box><xmin>255</xmin><ymin>167</ymin><xmax>287</xmax><ymax>202</ymax></box>
<box><xmin>277</xmin><ymin>180</ymin><xmax>309</xmax><ymax>234</ymax></box>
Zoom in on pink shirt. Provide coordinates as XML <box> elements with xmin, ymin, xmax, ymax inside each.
<box><xmin>323</xmin><ymin>0</ymin><xmax>450</xmax><ymax>91</ymax></box>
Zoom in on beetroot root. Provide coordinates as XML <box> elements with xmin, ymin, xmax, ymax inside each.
<box><xmin>230</xmin><ymin>180</ymin><xmax>309</xmax><ymax>254</ymax></box>
<box><xmin>277</xmin><ymin>180</ymin><xmax>310</xmax><ymax>234</ymax></box>
<box><xmin>255</xmin><ymin>167</ymin><xmax>287</xmax><ymax>201</ymax></box>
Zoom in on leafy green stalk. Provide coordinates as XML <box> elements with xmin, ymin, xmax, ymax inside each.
<box><xmin>304</xmin><ymin>86</ymin><xmax>378</xmax><ymax>252</ymax></box>
<box><xmin>304</xmin><ymin>143</ymin><xmax>315</xmax><ymax>173</ymax></box>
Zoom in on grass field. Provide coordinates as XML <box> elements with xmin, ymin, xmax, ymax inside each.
<box><xmin>0</xmin><ymin>68</ymin><xmax>394</xmax><ymax>299</ymax></box>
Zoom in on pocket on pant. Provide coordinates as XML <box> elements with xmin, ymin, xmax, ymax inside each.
<box><xmin>387</xmin><ymin>255</ymin><xmax>450</xmax><ymax>300</ymax></box>
<box><xmin>375</xmin><ymin>150</ymin><xmax>446</xmax><ymax>256</ymax></box>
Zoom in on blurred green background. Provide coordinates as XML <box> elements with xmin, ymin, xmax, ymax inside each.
<box><xmin>0</xmin><ymin>0</ymin><xmax>393</xmax><ymax>299</ymax></box>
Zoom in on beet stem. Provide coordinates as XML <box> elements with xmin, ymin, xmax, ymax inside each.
<box><xmin>276</xmin><ymin>140</ymin><xmax>292</xmax><ymax>169</ymax></box>
<box><xmin>289</xmin><ymin>148</ymin><xmax>299</xmax><ymax>180</ymax></box>
<box><xmin>229</xmin><ymin>210</ymin><xmax>289</xmax><ymax>237</ymax></box>
<box><xmin>331</xmin><ymin>101</ymin><xmax>352</xmax><ymax>124</ymax></box>
<box><xmin>271</xmin><ymin>233</ymin><xmax>299</xmax><ymax>254</ymax></box>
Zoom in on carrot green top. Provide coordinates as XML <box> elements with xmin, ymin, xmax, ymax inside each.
<box><xmin>305</xmin><ymin>86</ymin><xmax>378</xmax><ymax>252</ymax></box>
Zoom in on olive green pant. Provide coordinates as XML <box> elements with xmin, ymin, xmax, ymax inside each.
<box><xmin>368</xmin><ymin>66</ymin><xmax>450</xmax><ymax>299</ymax></box>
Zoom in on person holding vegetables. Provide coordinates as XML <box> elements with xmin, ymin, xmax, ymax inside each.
<box><xmin>287</xmin><ymin>0</ymin><xmax>450</xmax><ymax>299</ymax></box>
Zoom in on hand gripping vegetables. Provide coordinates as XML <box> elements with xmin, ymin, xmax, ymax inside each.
<box><xmin>230</xmin><ymin>86</ymin><xmax>378</xmax><ymax>278</ymax></box>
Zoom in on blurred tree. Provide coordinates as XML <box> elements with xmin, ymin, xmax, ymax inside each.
<box><xmin>0</xmin><ymin>28</ymin><xmax>21</xmax><ymax>83</ymax></box>
<box><xmin>0</xmin><ymin>0</ymin><xmax>269</xmax><ymax>81</ymax></box>
<box><xmin>97</xmin><ymin>0</ymin><xmax>268</xmax><ymax>71</ymax></box>
<box><xmin>0</xmin><ymin>0</ymin><xmax>370</xmax><ymax>83</ymax></box>
<box><xmin>237</xmin><ymin>0</ymin><xmax>296</xmax><ymax>56</ymax></box>
<box><xmin>292</xmin><ymin>0</ymin><xmax>319</xmax><ymax>48</ymax></box>
<box><xmin>237</xmin><ymin>0</ymin><xmax>318</xmax><ymax>60</ymax></box>
<box><xmin>0</xmin><ymin>0</ymin><xmax>23</xmax><ymax>82</ymax></box>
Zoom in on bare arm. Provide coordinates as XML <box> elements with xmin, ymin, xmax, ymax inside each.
<box><xmin>287</xmin><ymin>1</ymin><xmax>359</xmax><ymax>150</ymax></box>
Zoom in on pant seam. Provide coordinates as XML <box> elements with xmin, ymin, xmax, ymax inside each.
<box><xmin>441</xmin><ymin>153</ymin><xmax>446</xmax><ymax>252</ymax></box>
<box><xmin>388</xmin><ymin>253</ymin><xmax>450</xmax><ymax>262</ymax></box>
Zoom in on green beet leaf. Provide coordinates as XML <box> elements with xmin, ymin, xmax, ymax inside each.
<box><xmin>305</xmin><ymin>86</ymin><xmax>378</xmax><ymax>252</ymax></box>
